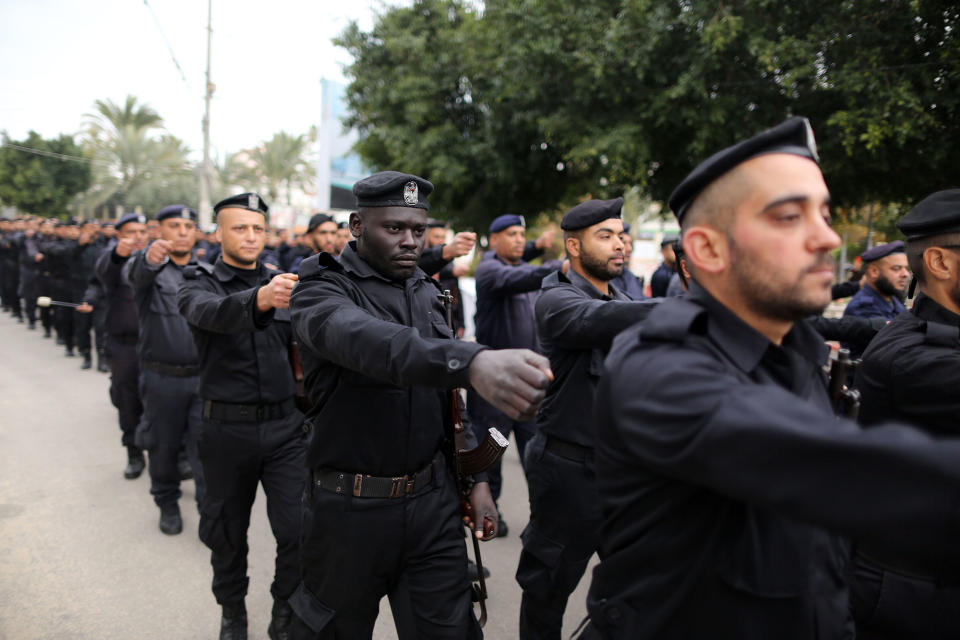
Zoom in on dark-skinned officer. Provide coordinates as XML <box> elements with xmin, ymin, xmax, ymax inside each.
<box><xmin>579</xmin><ymin>117</ymin><xmax>960</xmax><ymax>639</ymax></box>
<box><xmin>124</xmin><ymin>205</ymin><xmax>206</xmax><ymax>535</ymax></box>
<box><xmin>518</xmin><ymin>199</ymin><xmax>656</xmax><ymax>640</ymax></box>
<box><xmin>177</xmin><ymin>193</ymin><xmax>304</xmax><ymax>640</ymax></box>
<box><xmin>93</xmin><ymin>213</ymin><xmax>148</xmax><ymax>479</ymax></box>
<box><xmin>287</xmin><ymin>171</ymin><xmax>553</xmax><ymax>639</ymax></box>
<box><xmin>850</xmin><ymin>189</ymin><xmax>960</xmax><ymax>639</ymax></box>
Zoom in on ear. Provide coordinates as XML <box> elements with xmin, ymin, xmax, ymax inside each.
<box><xmin>923</xmin><ymin>247</ymin><xmax>954</xmax><ymax>283</ymax></box>
<box><xmin>349</xmin><ymin>212</ymin><xmax>362</xmax><ymax>239</ymax></box>
<box><xmin>564</xmin><ymin>235</ymin><xmax>582</xmax><ymax>259</ymax></box>
<box><xmin>215</xmin><ymin>226</ymin><xmax>222</xmax><ymax>244</ymax></box>
<box><xmin>682</xmin><ymin>226</ymin><xmax>727</xmax><ymax>275</ymax></box>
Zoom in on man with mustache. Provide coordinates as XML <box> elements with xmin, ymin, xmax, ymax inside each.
<box><xmin>851</xmin><ymin>189</ymin><xmax>960</xmax><ymax>638</ymax></box>
<box><xmin>288</xmin><ymin>171</ymin><xmax>553</xmax><ymax>639</ymax></box>
<box><xmin>841</xmin><ymin>240</ymin><xmax>910</xmax><ymax>358</ymax></box>
<box><xmin>518</xmin><ymin>198</ymin><xmax>656</xmax><ymax>640</ymax></box>
<box><xmin>578</xmin><ymin>117</ymin><xmax>960</xmax><ymax>639</ymax></box>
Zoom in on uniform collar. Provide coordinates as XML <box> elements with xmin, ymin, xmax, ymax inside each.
<box><xmin>338</xmin><ymin>241</ymin><xmax>427</xmax><ymax>285</ymax></box>
<box><xmin>913</xmin><ymin>292</ymin><xmax>960</xmax><ymax>327</ymax></box>
<box><xmin>213</xmin><ymin>257</ymin><xmax>261</xmax><ymax>283</ymax></box>
<box><xmin>688</xmin><ymin>281</ymin><xmax>830</xmax><ymax>374</ymax></box>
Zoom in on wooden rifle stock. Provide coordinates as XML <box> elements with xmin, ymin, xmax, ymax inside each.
<box><xmin>828</xmin><ymin>348</ymin><xmax>861</xmax><ymax>419</ymax></box>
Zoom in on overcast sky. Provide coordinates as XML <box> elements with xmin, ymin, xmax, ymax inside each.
<box><xmin>0</xmin><ymin>0</ymin><xmax>402</xmax><ymax>161</ymax></box>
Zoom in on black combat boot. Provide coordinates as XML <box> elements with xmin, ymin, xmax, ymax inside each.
<box><xmin>81</xmin><ymin>351</ymin><xmax>92</xmax><ymax>370</ymax></box>
<box><xmin>43</xmin><ymin>326</ymin><xmax>51</xmax><ymax>338</ymax></box>
<box><xmin>220</xmin><ymin>602</ymin><xmax>248</xmax><ymax>640</ymax></box>
<box><xmin>158</xmin><ymin>502</ymin><xmax>182</xmax><ymax>535</ymax></box>
<box><xmin>267</xmin><ymin>598</ymin><xmax>293</xmax><ymax>640</ymax></box>
<box><xmin>123</xmin><ymin>447</ymin><xmax>145</xmax><ymax>479</ymax></box>
<box><xmin>97</xmin><ymin>351</ymin><xmax>109</xmax><ymax>372</ymax></box>
<box><xmin>65</xmin><ymin>345</ymin><xmax>74</xmax><ymax>357</ymax></box>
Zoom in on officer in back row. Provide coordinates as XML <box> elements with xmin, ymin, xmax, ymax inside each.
<box><xmin>518</xmin><ymin>198</ymin><xmax>656</xmax><ymax>640</ymax></box>
<box><xmin>840</xmin><ymin>240</ymin><xmax>910</xmax><ymax>358</ymax></box>
<box><xmin>288</xmin><ymin>171</ymin><xmax>553</xmax><ymax>639</ymax></box>
<box><xmin>124</xmin><ymin>205</ymin><xmax>206</xmax><ymax>536</ymax></box>
<box><xmin>177</xmin><ymin>193</ymin><xmax>304</xmax><ymax>640</ymax></box>
<box><xmin>579</xmin><ymin>117</ymin><xmax>960</xmax><ymax>639</ymax></box>
<box><xmin>93</xmin><ymin>213</ymin><xmax>148</xmax><ymax>479</ymax></box>
<box><xmin>851</xmin><ymin>189</ymin><xmax>960</xmax><ymax>639</ymax></box>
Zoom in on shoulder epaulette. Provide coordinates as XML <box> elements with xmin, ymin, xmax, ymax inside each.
<box><xmin>298</xmin><ymin>252</ymin><xmax>342</xmax><ymax>282</ymax></box>
<box><xmin>921</xmin><ymin>319</ymin><xmax>960</xmax><ymax>347</ymax></box>
<box><xmin>638</xmin><ymin>297</ymin><xmax>707</xmax><ymax>343</ymax></box>
<box><xmin>184</xmin><ymin>262</ymin><xmax>215</xmax><ymax>279</ymax></box>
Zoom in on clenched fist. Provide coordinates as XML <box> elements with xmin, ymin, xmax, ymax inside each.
<box><xmin>256</xmin><ymin>273</ymin><xmax>298</xmax><ymax>312</ymax></box>
<box><xmin>468</xmin><ymin>349</ymin><xmax>553</xmax><ymax>421</ymax></box>
<box><xmin>146</xmin><ymin>239</ymin><xmax>174</xmax><ymax>265</ymax></box>
<box><xmin>442</xmin><ymin>232</ymin><xmax>477</xmax><ymax>260</ymax></box>
<box><xmin>115</xmin><ymin>236</ymin><xmax>139</xmax><ymax>258</ymax></box>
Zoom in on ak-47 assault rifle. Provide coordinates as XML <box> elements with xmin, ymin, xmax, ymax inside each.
<box><xmin>828</xmin><ymin>348</ymin><xmax>861</xmax><ymax>419</ymax></box>
<box><xmin>439</xmin><ymin>289</ymin><xmax>509</xmax><ymax>628</ymax></box>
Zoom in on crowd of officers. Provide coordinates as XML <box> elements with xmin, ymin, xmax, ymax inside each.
<box><xmin>3</xmin><ymin>116</ymin><xmax>960</xmax><ymax>640</ymax></box>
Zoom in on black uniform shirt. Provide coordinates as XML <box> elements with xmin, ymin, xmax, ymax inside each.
<box><xmin>177</xmin><ymin>258</ymin><xmax>295</xmax><ymax>404</ymax></box>
<box><xmin>535</xmin><ymin>270</ymin><xmax>655</xmax><ymax>448</ymax></box>
<box><xmin>94</xmin><ymin>248</ymin><xmax>139</xmax><ymax>338</ymax></box>
<box><xmin>858</xmin><ymin>293</ymin><xmax>960</xmax><ymax>433</ymax></box>
<box><xmin>290</xmin><ymin>242</ymin><xmax>485</xmax><ymax>476</ymax></box>
<box><xmin>587</xmin><ymin>282</ymin><xmax>960</xmax><ymax>640</ymax></box>
<box><xmin>124</xmin><ymin>248</ymin><xmax>200</xmax><ymax>367</ymax></box>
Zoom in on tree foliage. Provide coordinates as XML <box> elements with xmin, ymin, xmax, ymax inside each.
<box><xmin>337</xmin><ymin>0</ymin><xmax>960</xmax><ymax>232</ymax></box>
<box><xmin>0</xmin><ymin>131</ymin><xmax>92</xmax><ymax>215</ymax></box>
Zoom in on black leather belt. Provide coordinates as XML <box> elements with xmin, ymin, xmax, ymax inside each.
<box><xmin>142</xmin><ymin>360</ymin><xmax>200</xmax><ymax>377</ymax></box>
<box><xmin>202</xmin><ymin>397</ymin><xmax>296</xmax><ymax>422</ymax></box>
<box><xmin>313</xmin><ymin>452</ymin><xmax>442</xmax><ymax>499</ymax></box>
<box><xmin>545</xmin><ymin>435</ymin><xmax>592</xmax><ymax>463</ymax></box>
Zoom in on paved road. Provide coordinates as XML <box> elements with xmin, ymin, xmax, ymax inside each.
<box><xmin>0</xmin><ymin>312</ymin><xmax>594</xmax><ymax>639</ymax></box>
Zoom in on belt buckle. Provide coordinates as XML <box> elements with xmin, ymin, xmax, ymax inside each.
<box><xmin>405</xmin><ymin>478</ymin><xmax>415</xmax><ymax>495</ymax></box>
<box><xmin>256</xmin><ymin>405</ymin><xmax>265</xmax><ymax>420</ymax></box>
<box><xmin>353</xmin><ymin>474</ymin><xmax>363</xmax><ymax>497</ymax></box>
<box><xmin>389</xmin><ymin>476</ymin><xmax>406</xmax><ymax>499</ymax></box>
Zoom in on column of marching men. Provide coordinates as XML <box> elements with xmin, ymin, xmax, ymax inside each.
<box><xmin>4</xmin><ymin>116</ymin><xmax>960</xmax><ymax>640</ymax></box>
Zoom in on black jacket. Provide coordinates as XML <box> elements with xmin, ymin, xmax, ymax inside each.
<box><xmin>124</xmin><ymin>248</ymin><xmax>200</xmax><ymax>367</ymax></box>
<box><xmin>290</xmin><ymin>243</ymin><xmax>485</xmax><ymax>476</ymax></box>
<box><xmin>94</xmin><ymin>248</ymin><xmax>139</xmax><ymax>339</ymax></box>
<box><xmin>586</xmin><ymin>282</ymin><xmax>960</xmax><ymax>639</ymax></box>
<box><xmin>177</xmin><ymin>258</ymin><xmax>296</xmax><ymax>404</ymax></box>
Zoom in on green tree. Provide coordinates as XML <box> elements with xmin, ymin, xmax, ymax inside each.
<box><xmin>247</xmin><ymin>131</ymin><xmax>316</xmax><ymax>205</ymax></box>
<box><xmin>0</xmin><ymin>131</ymin><xmax>92</xmax><ymax>215</ymax></box>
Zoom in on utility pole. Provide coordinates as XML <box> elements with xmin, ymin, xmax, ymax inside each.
<box><xmin>199</xmin><ymin>0</ymin><xmax>214</xmax><ymax>229</ymax></box>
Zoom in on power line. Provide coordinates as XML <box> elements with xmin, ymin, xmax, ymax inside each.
<box><xmin>2</xmin><ymin>142</ymin><xmax>197</xmax><ymax>175</ymax></box>
<box><xmin>142</xmin><ymin>0</ymin><xmax>192</xmax><ymax>91</ymax></box>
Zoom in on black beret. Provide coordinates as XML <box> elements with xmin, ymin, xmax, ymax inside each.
<box><xmin>561</xmin><ymin>198</ymin><xmax>623</xmax><ymax>231</ymax></box>
<box><xmin>621</xmin><ymin>222</ymin><xmax>631</xmax><ymax>234</ymax></box>
<box><xmin>353</xmin><ymin>171</ymin><xmax>433</xmax><ymax>210</ymax></box>
<box><xmin>214</xmin><ymin>192</ymin><xmax>269</xmax><ymax>216</ymax></box>
<box><xmin>337</xmin><ymin>221</ymin><xmax>348</xmax><ymax>230</ymax></box>
<box><xmin>307</xmin><ymin>213</ymin><xmax>334</xmax><ymax>233</ymax></box>
<box><xmin>668</xmin><ymin>116</ymin><xmax>820</xmax><ymax>223</ymax></box>
<box><xmin>489</xmin><ymin>214</ymin><xmax>525</xmax><ymax>234</ymax></box>
<box><xmin>101</xmin><ymin>222</ymin><xmax>115</xmax><ymax>229</ymax></box>
<box><xmin>116</xmin><ymin>212</ymin><xmax>147</xmax><ymax>230</ymax></box>
<box><xmin>155</xmin><ymin>204</ymin><xmax>198</xmax><ymax>223</ymax></box>
<box><xmin>861</xmin><ymin>240</ymin><xmax>905</xmax><ymax>263</ymax></box>
<box><xmin>427</xmin><ymin>218</ymin><xmax>447</xmax><ymax>229</ymax></box>
<box><xmin>896</xmin><ymin>189</ymin><xmax>960</xmax><ymax>241</ymax></box>
<box><xmin>660</xmin><ymin>234</ymin><xmax>679</xmax><ymax>248</ymax></box>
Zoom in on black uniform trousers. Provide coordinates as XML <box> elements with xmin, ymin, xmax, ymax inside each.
<box><xmin>289</xmin><ymin>459</ymin><xmax>481</xmax><ymax>640</ymax></box>
<box><xmin>18</xmin><ymin>272</ymin><xmax>36</xmax><ymax>324</ymax></box>
<box><xmin>53</xmin><ymin>283</ymin><xmax>76</xmax><ymax>348</ymax></box>
<box><xmin>2</xmin><ymin>268</ymin><xmax>21</xmax><ymax>317</ymax></box>
<box><xmin>850</xmin><ymin>553</ymin><xmax>960</xmax><ymax>639</ymax></box>
<box><xmin>470</xmin><ymin>416</ymin><xmax>535</xmax><ymax>502</ymax></box>
<box><xmin>138</xmin><ymin>369</ymin><xmax>205</xmax><ymax>508</ymax></box>
<box><xmin>105</xmin><ymin>337</ymin><xmax>142</xmax><ymax>448</ymax></box>
<box><xmin>197</xmin><ymin>409</ymin><xmax>304</xmax><ymax>606</ymax></box>
<box><xmin>517</xmin><ymin>432</ymin><xmax>601</xmax><ymax>640</ymax></box>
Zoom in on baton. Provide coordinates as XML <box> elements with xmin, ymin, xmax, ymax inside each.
<box><xmin>36</xmin><ymin>296</ymin><xmax>80</xmax><ymax>309</ymax></box>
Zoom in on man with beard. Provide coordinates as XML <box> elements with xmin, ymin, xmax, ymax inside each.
<box><xmin>288</xmin><ymin>171</ymin><xmax>551</xmax><ymax>639</ymax></box>
<box><xmin>841</xmin><ymin>241</ymin><xmax>910</xmax><ymax>358</ymax></box>
<box><xmin>518</xmin><ymin>199</ymin><xmax>656</xmax><ymax>640</ymax></box>
<box><xmin>850</xmin><ymin>189</ymin><xmax>960</xmax><ymax>639</ymax></box>
<box><xmin>124</xmin><ymin>205</ymin><xmax>206</xmax><ymax>535</ymax></box>
<box><xmin>607</xmin><ymin>222</ymin><xmax>645</xmax><ymax>300</ymax></box>
<box><xmin>577</xmin><ymin>117</ymin><xmax>960</xmax><ymax>640</ymax></box>
<box><xmin>93</xmin><ymin>213</ymin><xmax>149</xmax><ymax>478</ymax></box>
<box><xmin>178</xmin><ymin>193</ymin><xmax>304</xmax><ymax>640</ymax></box>
<box><xmin>290</xmin><ymin>214</ymin><xmax>337</xmax><ymax>272</ymax></box>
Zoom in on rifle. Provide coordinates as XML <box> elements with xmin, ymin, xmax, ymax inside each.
<box><xmin>828</xmin><ymin>348</ymin><xmax>861</xmax><ymax>419</ymax></box>
<box><xmin>438</xmin><ymin>289</ymin><xmax>509</xmax><ymax>628</ymax></box>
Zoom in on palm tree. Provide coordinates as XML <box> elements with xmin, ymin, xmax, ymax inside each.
<box><xmin>248</xmin><ymin>131</ymin><xmax>316</xmax><ymax>205</ymax></box>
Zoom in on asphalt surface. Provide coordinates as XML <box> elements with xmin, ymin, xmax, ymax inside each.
<box><xmin>0</xmin><ymin>312</ymin><xmax>594</xmax><ymax>639</ymax></box>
